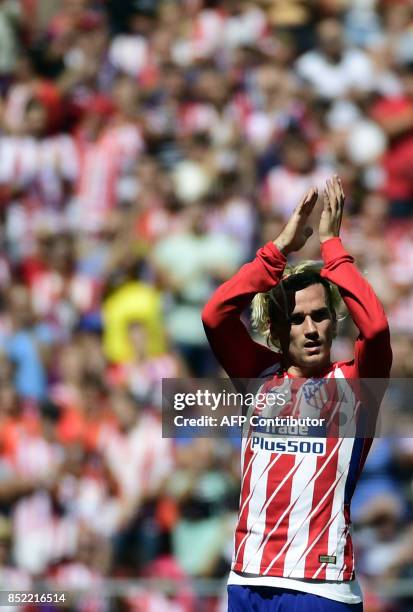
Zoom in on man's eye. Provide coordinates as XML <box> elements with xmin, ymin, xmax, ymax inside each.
<box><xmin>290</xmin><ymin>315</ymin><xmax>305</xmax><ymax>325</ymax></box>
<box><xmin>312</xmin><ymin>310</ymin><xmax>330</xmax><ymax>322</ymax></box>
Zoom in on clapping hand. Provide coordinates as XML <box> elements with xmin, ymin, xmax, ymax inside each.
<box><xmin>319</xmin><ymin>175</ymin><xmax>344</xmax><ymax>244</ymax></box>
<box><xmin>273</xmin><ymin>187</ymin><xmax>318</xmax><ymax>256</ymax></box>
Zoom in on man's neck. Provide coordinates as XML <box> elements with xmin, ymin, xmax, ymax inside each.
<box><xmin>286</xmin><ymin>361</ymin><xmax>332</xmax><ymax>379</ymax></box>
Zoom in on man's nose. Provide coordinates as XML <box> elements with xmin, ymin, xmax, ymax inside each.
<box><xmin>303</xmin><ymin>315</ymin><xmax>317</xmax><ymax>335</ymax></box>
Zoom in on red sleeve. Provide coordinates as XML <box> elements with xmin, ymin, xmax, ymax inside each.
<box><xmin>202</xmin><ymin>242</ymin><xmax>286</xmax><ymax>378</ymax></box>
<box><xmin>370</xmin><ymin>96</ymin><xmax>411</xmax><ymax>122</ymax></box>
<box><xmin>320</xmin><ymin>238</ymin><xmax>392</xmax><ymax>378</ymax></box>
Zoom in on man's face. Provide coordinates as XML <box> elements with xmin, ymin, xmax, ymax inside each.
<box><xmin>283</xmin><ymin>141</ymin><xmax>314</xmax><ymax>174</ymax></box>
<box><xmin>277</xmin><ymin>283</ymin><xmax>335</xmax><ymax>374</ymax></box>
<box><xmin>318</xmin><ymin>20</ymin><xmax>343</xmax><ymax>62</ymax></box>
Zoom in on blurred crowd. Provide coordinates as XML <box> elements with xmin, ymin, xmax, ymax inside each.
<box><xmin>0</xmin><ymin>0</ymin><xmax>413</xmax><ymax>610</ymax></box>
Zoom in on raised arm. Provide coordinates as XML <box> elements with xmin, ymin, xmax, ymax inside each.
<box><xmin>202</xmin><ymin>188</ymin><xmax>318</xmax><ymax>378</ymax></box>
<box><xmin>319</xmin><ymin>177</ymin><xmax>392</xmax><ymax>378</ymax></box>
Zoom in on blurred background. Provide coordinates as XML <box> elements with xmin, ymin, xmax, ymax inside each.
<box><xmin>0</xmin><ymin>0</ymin><xmax>413</xmax><ymax>610</ymax></box>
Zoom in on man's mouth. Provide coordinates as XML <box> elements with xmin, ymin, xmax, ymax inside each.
<box><xmin>304</xmin><ymin>341</ymin><xmax>322</xmax><ymax>353</ymax></box>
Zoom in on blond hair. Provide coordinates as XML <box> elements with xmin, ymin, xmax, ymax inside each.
<box><xmin>251</xmin><ymin>261</ymin><xmax>344</xmax><ymax>348</ymax></box>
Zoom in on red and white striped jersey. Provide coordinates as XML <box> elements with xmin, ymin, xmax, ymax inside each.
<box><xmin>0</xmin><ymin>134</ymin><xmax>78</xmax><ymax>207</ymax></box>
<box><xmin>233</xmin><ymin>363</ymin><xmax>369</xmax><ymax>581</ymax></box>
<box><xmin>202</xmin><ymin>237</ymin><xmax>392</xmax><ymax>584</ymax></box>
<box><xmin>73</xmin><ymin>123</ymin><xmax>143</xmax><ymax>232</ymax></box>
<box><xmin>263</xmin><ymin>166</ymin><xmax>332</xmax><ymax>220</ymax></box>
<box><xmin>99</xmin><ymin>411</ymin><xmax>174</xmax><ymax>503</ymax></box>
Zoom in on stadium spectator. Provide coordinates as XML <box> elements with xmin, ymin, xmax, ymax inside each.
<box><xmin>296</xmin><ymin>18</ymin><xmax>375</xmax><ymax>100</ymax></box>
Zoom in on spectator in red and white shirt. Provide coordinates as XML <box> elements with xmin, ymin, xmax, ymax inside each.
<box><xmin>371</xmin><ymin>62</ymin><xmax>413</xmax><ymax>218</ymax></box>
<box><xmin>71</xmin><ymin>89</ymin><xmax>143</xmax><ymax>233</ymax></box>
<box><xmin>262</xmin><ymin>131</ymin><xmax>332</xmax><ymax>219</ymax></box>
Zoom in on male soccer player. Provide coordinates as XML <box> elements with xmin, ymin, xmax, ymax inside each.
<box><xmin>202</xmin><ymin>176</ymin><xmax>392</xmax><ymax>611</ymax></box>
